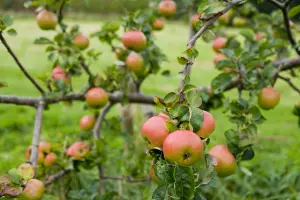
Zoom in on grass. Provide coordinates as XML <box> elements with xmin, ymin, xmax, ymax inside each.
<box><xmin>0</xmin><ymin>15</ymin><xmax>300</xmax><ymax>199</ymax></box>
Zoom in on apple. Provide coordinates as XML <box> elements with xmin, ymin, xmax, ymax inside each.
<box><xmin>80</xmin><ymin>115</ymin><xmax>96</xmax><ymax>131</ymax></box>
<box><xmin>44</xmin><ymin>153</ymin><xmax>57</xmax><ymax>167</ymax></box>
<box><xmin>26</xmin><ymin>147</ymin><xmax>45</xmax><ymax>164</ymax></box>
<box><xmin>125</xmin><ymin>52</ymin><xmax>145</xmax><ymax>72</ymax></box>
<box><xmin>258</xmin><ymin>87</ymin><xmax>280</xmax><ymax>110</ymax></box>
<box><xmin>150</xmin><ymin>162</ymin><xmax>163</xmax><ymax>184</ymax></box>
<box><xmin>158</xmin><ymin>112</ymin><xmax>169</xmax><ymax>120</ymax></box>
<box><xmin>158</xmin><ymin>0</ymin><xmax>177</xmax><ymax>17</ymax></box>
<box><xmin>52</xmin><ymin>66</ymin><xmax>69</xmax><ymax>84</ymax></box>
<box><xmin>85</xmin><ymin>87</ymin><xmax>109</xmax><ymax>108</ymax></box>
<box><xmin>141</xmin><ymin>115</ymin><xmax>169</xmax><ymax>148</ymax></box>
<box><xmin>73</xmin><ymin>34</ymin><xmax>90</xmax><ymax>50</ymax></box>
<box><xmin>39</xmin><ymin>141</ymin><xmax>51</xmax><ymax>153</ymax></box>
<box><xmin>233</xmin><ymin>17</ymin><xmax>246</xmax><ymax>27</ymax></box>
<box><xmin>190</xmin><ymin>13</ymin><xmax>202</xmax><ymax>28</ymax></box>
<box><xmin>36</xmin><ymin>10</ymin><xmax>58</xmax><ymax>30</ymax></box>
<box><xmin>212</xmin><ymin>37</ymin><xmax>227</xmax><ymax>53</ymax></box>
<box><xmin>255</xmin><ymin>32</ymin><xmax>264</xmax><ymax>41</ymax></box>
<box><xmin>219</xmin><ymin>12</ymin><xmax>230</xmax><ymax>24</ymax></box>
<box><xmin>66</xmin><ymin>141</ymin><xmax>90</xmax><ymax>159</ymax></box>
<box><xmin>18</xmin><ymin>163</ymin><xmax>34</xmax><ymax>181</ymax></box>
<box><xmin>163</xmin><ymin>130</ymin><xmax>204</xmax><ymax>166</ymax></box>
<box><xmin>208</xmin><ymin>145</ymin><xmax>237</xmax><ymax>177</ymax></box>
<box><xmin>207</xmin><ymin>86</ymin><xmax>213</xmax><ymax>96</ymax></box>
<box><xmin>213</xmin><ymin>53</ymin><xmax>226</xmax><ymax>65</ymax></box>
<box><xmin>20</xmin><ymin>179</ymin><xmax>45</xmax><ymax>200</ymax></box>
<box><xmin>122</xmin><ymin>31</ymin><xmax>147</xmax><ymax>51</ymax></box>
<box><xmin>152</xmin><ymin>18</ymin><xmax>165</xmax><ymax>31</ymax></box>
<box><xmin>196</xmin><ymin>111</ymin><xmax>216</xmax><ymax>138</ymax></box>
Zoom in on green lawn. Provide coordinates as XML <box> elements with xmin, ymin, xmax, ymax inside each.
<box><xmin>1</xmin><ymin>16</ymin><xmax>300</xmax><ymax>199</ymax></box>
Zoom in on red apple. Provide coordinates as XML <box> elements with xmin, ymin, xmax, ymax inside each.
<box><xmin>85</xmin><ymin>87</ymin><xmax>109</xmax><ymax>108</ymax></box>
<box><xmin>52</xmin><ymin>66</ymin><xmax>69</xmax><ymax>83</ymax></box>
<box><xmin>125</xmin><ymin>52</ymin><xmax>145</xmax><ymax>72</ymax></box>
<box><xmin>213</xmin><ymin>53</ymin><xmax>226</xmax><ymax>65</ymax></box>
<box><xmin>152</xmin><ymin>18</ymin><xmax>165</xmax><ymax>31</ymax></box>
<box><xmin>190</xmin><ymin>13</ymin><xmax>202</xmax><ymax>28</ymax></box>
<box><xmin>212</xmin><ymin>37</ymin><xmax>227</xmax><ymax>53</ymax></box>
<box><xmin>36</xmin><ymin>10</ymin><xmax>58</xmax><ymax>30</ymax></box>
<box><xmin>20</xmin><ymin>179</ymin><xmax>45</xmax><ymax>200</ymax></box>
<box><xmin>122</xmin><ymin>31</ymin><xmax>147</xmax><ymax>51</ymax></box>
<box><xmin>39</xmin><ymin>141</ymin><xmax>51</xmax><ymax>153</ymax></box>
<box><xmin>73</xmin><ymin>34</ymin><xmax>90</xmax><ymax>50</ymax></box>
<box><xmin>255</xmin><ymin>32</ymin><xmax>264</xmax><ymax>41</ymax></box>
<box><xmin>26</xmin><ymin>146</ymin><xmax>45</xmax><ymax>164</ymax></box>
<box><xmin>150</xmin><ymin>162</ymin><xmax>163</xmax><ymax>184</ymax></box>
<box><xmin>163</xmin><ymin>130</ymin><xmax>204</xmax><ymax>166</ymax></box>
<box><xmin>258</xmin><ymin>87</ymin><xmax>280</xmax><ymax>110</ymax></box>
<box><xmin>80</xmin><ymin>115</ymin><xmax>96</xmax><ymax>131</ymax></box>
<box><xmin>158</xmin><ymin>112</ymin><xmax>169</xmax><ymax>120</ymax></box>
<box><xmin>196</xmin><ymin>111</ymin><xmax>216</xmax><ymax>138</ymax></box>
<box><xmin>66</xmin><ymin>141</ymin><xmax>90</xmax><ymax>159</ymax></box>
<box><xmin>158</xmin><ymin>0</ymin><xmax>177</xmax><ymax>17</ymax></box>
<box><xmin>44</xmin><ymin>153</ymin><xmax>57</xmax><ymax>167</ymax></box>
<box><xmin>141</xmin><ymin>115</ymin><xmax>169</xmax><ymax>148</ymax></box>
<box><xmin>208</xmin><ymin>145</ymin><xmax>237</xmax><ymax>177</ymax></box>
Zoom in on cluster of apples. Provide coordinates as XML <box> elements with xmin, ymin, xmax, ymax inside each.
<box><xmin>66</xmin><ymin>141</ymin><xmax>90</xmax><ymax>160</ymax></box>
<box><xmin>25</xmin><ymin>141</ymin><xmax>57</xmax><ymax>167</ymax></box>
<box><xmin>36</xmin><ymin>10</ymin><xmax>89</xmax><ymax>49</ymax></box>
<box><xmin>152</xmin><ymin>0</ymin><xmax>177</xmax><ymax>31</ymax></box>
<box><xmin>141</xmin><ymin>112</ymin><xmax>238</xmax><ymax>182</ymax></box>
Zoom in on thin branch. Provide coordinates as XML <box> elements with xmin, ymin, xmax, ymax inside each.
<box><xmin>277</xmin><ymin>75</ymin><xmax>300</xmax><ymax>94</ymax></box>
<box><xmin>0</xmin><ymin>32</ymin><xmax>45</xmax><ymax>95</ymax></box>
<box><xmin>57</xmin><ymin>0</ymin><xmax>67</xmax><ymax>33</ymax></box>
<box><xmin>44</xmin><ymin>169</ymin><xmax>71</xmax><ymax>186</ymax></box>
<box><xmin>30</xmin><ymin>100</ymin><xmax>45</xmax><ymax>173</ymax></box>
<box><xmin>92</xmin><ymin>103</ymin><xmax>114</xmax><ymax>139</ymax></box>
<box><xmin>80</xmin><ymin>61</ymin><xmax>93</xmax><ymax>77</ymax></box>
<box><xmin>101</xmin><ymin>176</ymin><xmax>151</xmax><ymax>183</ymax></box>
<box><xmin>267</xmin><ymin>0</ymin><xmax>284</xmax><ymax>8</ymax></box>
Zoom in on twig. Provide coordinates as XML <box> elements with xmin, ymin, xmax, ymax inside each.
<box><xmin>0</xmin><ymin>32</ymin><xmax>45</xmax><ymax>95</ymax></box>
<box><xmin>57</xmin><ymin>0</ymin><xmax>67</xmax><ymax>33</ymax></box>
<box><xmin>44</xmin><ymin>169</ymin><xmax>71</xmax><ymax>186</ymax></box>
<box><xmin>101</xmin><ymin>176</ymin><xmax>151</xmax><ymax>183</ymax></box>
<box><xmin>277</xmin><ymin>75</ymin><xmax>300</xmax><ymax>94</ymax></box>
<box><xmin>30</xmin><ymin>101</ymin><xmax>45</xmax><ymax>173</ymax></box>
<box><xmin>80</xmin><ymin>61</ymin><xmax>93</xmax><ymax>77</ymax></box>
<box><xmin>267</xmin><ymin>0</ymin><xmax>284</xmax><ymax>8</ymax></box>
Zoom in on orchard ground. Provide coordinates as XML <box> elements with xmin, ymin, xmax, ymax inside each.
<box><xmin>1</xmin><ymin>15</ymin><xmax>300</xmax><ymax>198</ymax></box>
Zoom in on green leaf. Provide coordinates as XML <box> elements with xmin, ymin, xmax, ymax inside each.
<box><xmin>211</xmin><ymin>73</ymin><xmax>232</xmax><ymax>94</ymax></box>
<box><xmin>157</xmin><ymin>162</ymin><xmax>175</xmax><ymax>184</ymax></box>
<box><xmin>186</xmin><ymin>89</ymin><xmax>202</xmax><ymax>108</ymax></box>
<box><xmin>166</xmin><ymin>121</ymin><xmax>177</xmax><ymax>133</ymax></box>
<box><xmin>203</xmin><ymin>30</ymin><xmax>216</xmax><ymax>42</ymax></box>
<box><xmin>2</xmin><ymin>15</ymin><xmax>14</xmax><ymax>27</ymax></box>
<box><xmin>161</xmin><ymin>70</ymin><xmax>171</xmax><ymax>77</ymax></box>
<box><xmin>239</xmin><ymin>29</ymin><xmax>255</xmax><ymax>42</ymax></box>
<box><xmin>164</xmin><ymin>92</ymin><xmax>179</xmax><ymax>104</ymax></box>
<box><xmin>24</xmin><ymin>1</ymin><xmax>40</xmax><ymax>8</ymax></box>
<box><xmin>8</xmin><ymin>168</ymin><xmax>22</xmax><ymax>185</ymax></box>
<box><xmin>199</xmin><ymin>154</ymin><xmax>217</xmax><ymax>187</ymax></box>
<box><xmin>152</xmin><ymin>184</ymin><xmax>167</xmax><ymax>200</ymax></box>
<box><xmin>183</xmin><ymin>84</ymin><xmax>197</xmax><ymax>93</ymax></box>
<box><xmin>189</xmin><ymin>107</ymin><xmax>204</xmax><ymax>133</ymax></box>
<box><xmin>225</xmin><ymin>129</ymin><xmax>239</xmax><ymax>144</ymax></box>
<box><xmin>220</xmin><ymin>48</ymin><xmax>235</xmax><ymax>59</ymax></box>
<box><xmin>240</xmin><ymin>146</ymin><xmax>255</xmax><ymax>161</ymax></box>
<box><xmin>7</xmin><ymin>28</ymin><xmax>17</xmax><ymax>36</ymax></box>
<box><xmin>174</xmin><ymin>165</ymin><xmax>195</xmax><ymax>200</ymax></box>
<box><xmin>194</xmin><ymin>190</ymin><xmax>207</xmax><ymax>200</ymax></box>
<box><xmin>178</xmin><ymin>105</ymin><xmax>190</xmax><ymax>122</ymax></box>
<box><xmin>177</xmin><ymin>57</ymin><xmax>188</xmax><ymax>65</ymax></box>
<box><xmin>185</xmin><ymin>48</ymin><xmax>199</xmax><ymax>60</ymax></box>
<box><xmin>34</xmin><ymin>37</ymin><xmax>55</xmax><ymax>45</ymax></box>
<box><xmin>216</xmin><ymin>60</ymin><xmax>236</xmax><ymax>70</ymax></box>
<box><xmin>288</xmin><ymin>5</ymin><xmax>300</xmax><ymax>17</ymax></box>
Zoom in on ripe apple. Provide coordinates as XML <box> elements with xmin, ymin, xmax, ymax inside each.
<box><xmin>196</xmin><ymin>111</ymin><xmax>216</xmax><ymax>138</ymax></box>
<box><xmin>122</xmin><ymin>31</ymin><xmax>147</xmax><ymax>51</ymax></box>
<box><xmin>66</xmin><ymin>141</ymin><xmax>90</xmax><ymax>159</ymax></box>
<box><xmin>85</xmin><ymin>87</ymin><xmax>109</xmax><ymax>108</ymax></box>
<box><xmin>80</xmin><ymin>115</ymin><xmax>96</xmax><ymax>131</ymax></box>
<box><xmin>26</xmin><ymin>147</ymin><xmax>45</xmax><ymax>164</ymax></box>
<box><xmin>125</xmin><ymin>52</ymin><xmax>145</xmax><ymax>73</ymax></box>
<box><xmin>52</xmin><ymin>66</ymin><xmax>69</xmax><ymax>84</ymax></box>
<box><xmin>150</xmin><ymin>162</ymin><xmax>163</xmax><ymax>184</ymax></box>
<box><xmin>39</xmin><ymin>141</ymin><xmax>51</xmax><ymax>153</ymax></box>
<box><xmin>152</xmin><ymin>18</ymin><xmax>165</xmax><ymax>31</ymax></box>
<box><xmin>255</xmin><ymin>32</ymin><xmax>264</xmax><ymax>41</ymax></box>
<box><xmin>212</xmin><ymin>37</ymin><xmax>227</xmax><ymax>53</ymax></box>
<box><xmin>18</xmin><ymin>163</ymin><xmax>34</xmax><ymax>181</ymax></box>
<box><xmin>258</xmin><ymin>87</ymin><xmax>280</xmax><ymax>110</ymax></box>
<box><xmin>213</xmin><ymin>53</ymin><xmax>226</xmax><ymax>65</ymax></box>
<box><xmin>44</xmin><ymin>153</ymin><xmax>57</xmax><ymax>167</ymax></box>
<box><xmin>36</xmin><ymin>10</ymin><xmax>58</xmax><ymax>30</ymax></box>
<box><xmin>73</xmin><ymin>34</ymin><xmax>90</xmax><ymax>50</ymax></box>
<box><xmin>141</xmin><ymin>115</ymin><xmax>169</xmax><ymax>148</ymax></box>
<box><xmin>208</xmin><ymin>145</ymin><xmax>237</xmax><ymax>177</ymax></box>
<box><xmin>233</xmin><ymin>17</ymin><xmax>246</xmax><ymax>27</ymax></box>
<box><xmin>20</xmin><ymin>179</ymin><xmax>45</xmax><ymax>200</ymax></box>
<box><xmin>158</xmin><ymin>112</ymin><xmax>169</xmax><ymax>120</ymax></box>
<box><xmin>158</xmin><ymin>0</ymin><xmax>177</xmax><ymax>17</ymax></box>
<box><xmin>190</xmin><ymin>13</ymin><xmax>202</xmax><ymax>28</ymax></box>
<box><xmin>163</xmin><ymin>130</ymin><xmax>204</xmax><ymax>166</ymax></box>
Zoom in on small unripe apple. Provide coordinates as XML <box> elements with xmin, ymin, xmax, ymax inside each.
<box><xmin>150</xmin><ymin>162</ymin><xmax>163</xmax><ymax>184</ymax></box>
<box><xmin>66</xmin><ymin>141</ymin><xmax>90</xmax><ymax>159</ymax></box>
<box><xmin>122</xmin><ymin>31</ymin><xmax>147</xmax><ymax>51</ymax></box>
<box><xmin>85</xmin><ymin>87</ymin><xmax>109</xmax><ymax>108</ymax></box>
<box><xmin>163</xmin><ymin>130</ymin><xmax>203</xmax><ymax>166</ymax></box>
<box><xmin>196</xmin><ymin>111</ymin><xmax>216</xmax><ymax>138</ymax></box>
<box><xmin>190</xmin><ymin>13</ymin><xmax>202</xmax><ymax>28</ymax></box>
<box><xmin>258</xmin><ymin>87</ymin><xmax>280</xmax><ymax>110</ymax></box>
<box><xmin>158</xmin><ymin>0</ymin><xmax>177</xmax><ymax>17</ymax></box>
<box><xmin>233</xmin><ymin>17</ymin><xmax>246</xmax><ymax>27</ymax></box>
<box><xmin>44</xmin><ymin>153</ymin><xmax>57</xmax><ymax>167</ymax></box>
<box><xmin>219</xmin><ymin>12</ymin><xmax>230</xmax><ymax>24</ymax></box>
<box><xmin>39</xmin><ymin>141</ymin><xmax>51</xmax><ymax>153</ymax></box>
<box><xmin>52</xmin><ymin>66</ymin><xmax>69</xmax><ymax>84</ymax></box>
<box><xmin>141</xmin><ymin>115</ymin><xmax>169</xmax><ymax>148</ymax></box>
<box><xmin>213</xmin><ymin>53</ymin><xmax>226</xmax><ymax>65</ymax></box>
<box><xmin>18</xmin><ymin>163</ymin><xmax>34</xmax><ymax>181</ymax></box>
<box><xmin>255</xmin><ymin>32</ymin><xmax>264</xmax><ymax>41</ymax></box>
<box><xmin>208</xmin><ymin>145</ymin><xmax>237</xmax><ymax>177</ymax></box>
<box><xmin>125</xmin><ymin>52</ymin><xmax>145</xmax><ymax>72</ymax></box>
<box><xmin>20</xmin><ymin>179</ymin><xmax>45</xmax><ymax>200</ymax></box>
<box><xmin>36</xmin><ymin>10</ymin><xmax>58</xmax><ymax>30</ymax></box>
<box><xmin>152</xmin><ymin>18</ymin><xmax>165</xmax><ymax>31</ymax></box>
<box><xmin>73</xmin><ymin>34</ymin><xmax>90</xmax><ymax>50</ymax></box>
<box><xmin>212</xmin><ymin>37</ymin><xmax>227</xmax><ymax>53</ymax></box>
<box><xmin>25</xmin><ymin>146</ymin><xmax>45</xmax><ymax>164</ymax></box>
<box><xmin>80</xmin><ymin>115</ymin><xmax>96</xmax><ymax>131</ymax></box>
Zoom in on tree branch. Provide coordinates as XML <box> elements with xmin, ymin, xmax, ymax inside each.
<box><xmin>101</xmin><ymin>176</ymin><xmax>151</xmax><ymax>183</ymax></box>
<box><xmin>44</xmin><ymin>169</ymin><xmax>71</xmax><ymax>186</ymax></box>
<box><xmin>57</xmin><ymin>0</ymin><xmax>67</xmax><ymax>33</ymax></box>
<box><xmin>30</xmin><ymin>101</ymin><xmax>45</xmax><ymax>173</ymax></box>
<box><xmin>0</xmin><ymin>32</ymin><xmax>45</xmax><ymax>95</ymax></box>
<box><xmin>267</xmin><ymin>0</ymin><xmax>284</xmax><ymax>8</ymax></box>
<box><xmin>277</xmin><ymin>75</ymin><xmax>300</xmax><ymax>94</ymax></box>
<box><xmin>80</xmin><ymin>61</ymin><xmax>93</xmax><ymax>77</ymax></box>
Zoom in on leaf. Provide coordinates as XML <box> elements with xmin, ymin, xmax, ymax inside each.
<box><xmin>34</xmin><ymin>37</ymin><xmax>55</xmax><ymax>45</ymax></box>
<box><xmin>166</xmin><ymin>121</ymin><xmax>177</xmax><ymax>133</ymax></box>
<box><xmin>211</xmin><ymin>73</ymin><xmax>232</xmax><ymax>94</ymax></box>
<box><xmin>203</xmin><ymin>30</ymin><xmax>216</xmax><ymax>42</ymax></box>
<box><xmin>17</xmin><ymin>163</ymin><xmax>34</xmax><ymax>181</ymax></box>
<box><xmin>174</xmin><ymin>165</ymin><xmax>195</xmax><ymax>200</ymax></box>
<box><xmin>220</xmin><ymin>48</ymin><xmax>235</xmax><ymax>59</ymax></box>
<box><xmin>186</xmin><ymin>89</ymin><xmax>202</xmax><ymax>108</ymax></box>
<box><xmin>164</xmin><ymin>92</ymin><xmax>179</xmax><ymax>104</ymax></box>
<box><xmin>183</xmin><ymin>84</ymin><xmax>197</xmax><ymax>93</ymax></box>
<box><xmin>288</xmin><ymin>5</ymin><xmax>300</xmax><ymax>17</ymax></box>
<box><xmin>177</xmin><ymin>105</ymin><xmax>190</xmax><ymax>122</ymax></box>
<box><xmin>194</xmin><ymin>189</ymin><xmax>207</xmax><ymax>200</ymax></box>
<box><xmin>8</xmin><ymin>168</ymin><xmax>22</xmax><ymax>185</ymax></box>
<box><xmin>189</xmin><ymin>107</ymin><xmax>204</xmax><ymax>133</ymax></box>
<box><xmin>239</xmin><ymin>29</ymin><xmax>255</xmax><ymax>42</ymax></box>
<box><xmin>149</xmin><ymin>148</ymin><xmax>163</xmax><ymax>159</ymax></box>
<box><xmin>24</xmin><ymin>1</ymin><xmax>40</xmax><ymax>8</ymax></box>
<box><xmin>2</xmin><ymin>15</ymin><xmax>14</xmax><ymax>27</ymax></box>
<box><xmin>199</xmin><ymin>154</ymin><xmax>217</xmax><ymax>187</ymax></box>
<box><xmin>7</xmin><ymin>28</ymin><xmax>17</xmax><ymax>37</ymax></box>
<box><xmin>161</xmin><ymin>70</ymin><xmax>171</xmax><ymax>77</ymax></box>
<box><xmin>152</xmin><ymin>184</ymin><xmax>167</xmax><ymax>200</ymax></box>
<box><xmin>241</xmin><ymin>146</ymin><xmax>255</xmax><ymax>161</ymax></box>
<box><xmin>157</xmin><ymin>162</ymin><xmax>175</xmax><ymax>184</ymax></box>
<box><xmin>216</xmin><ymin>60</ymin><xmax>236</xmax><ymax>70</ymax></box>
<box><xmin>177</xmin><ymin>57</ymin><xmax>188</xmax><ymax>65</ymax></box>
